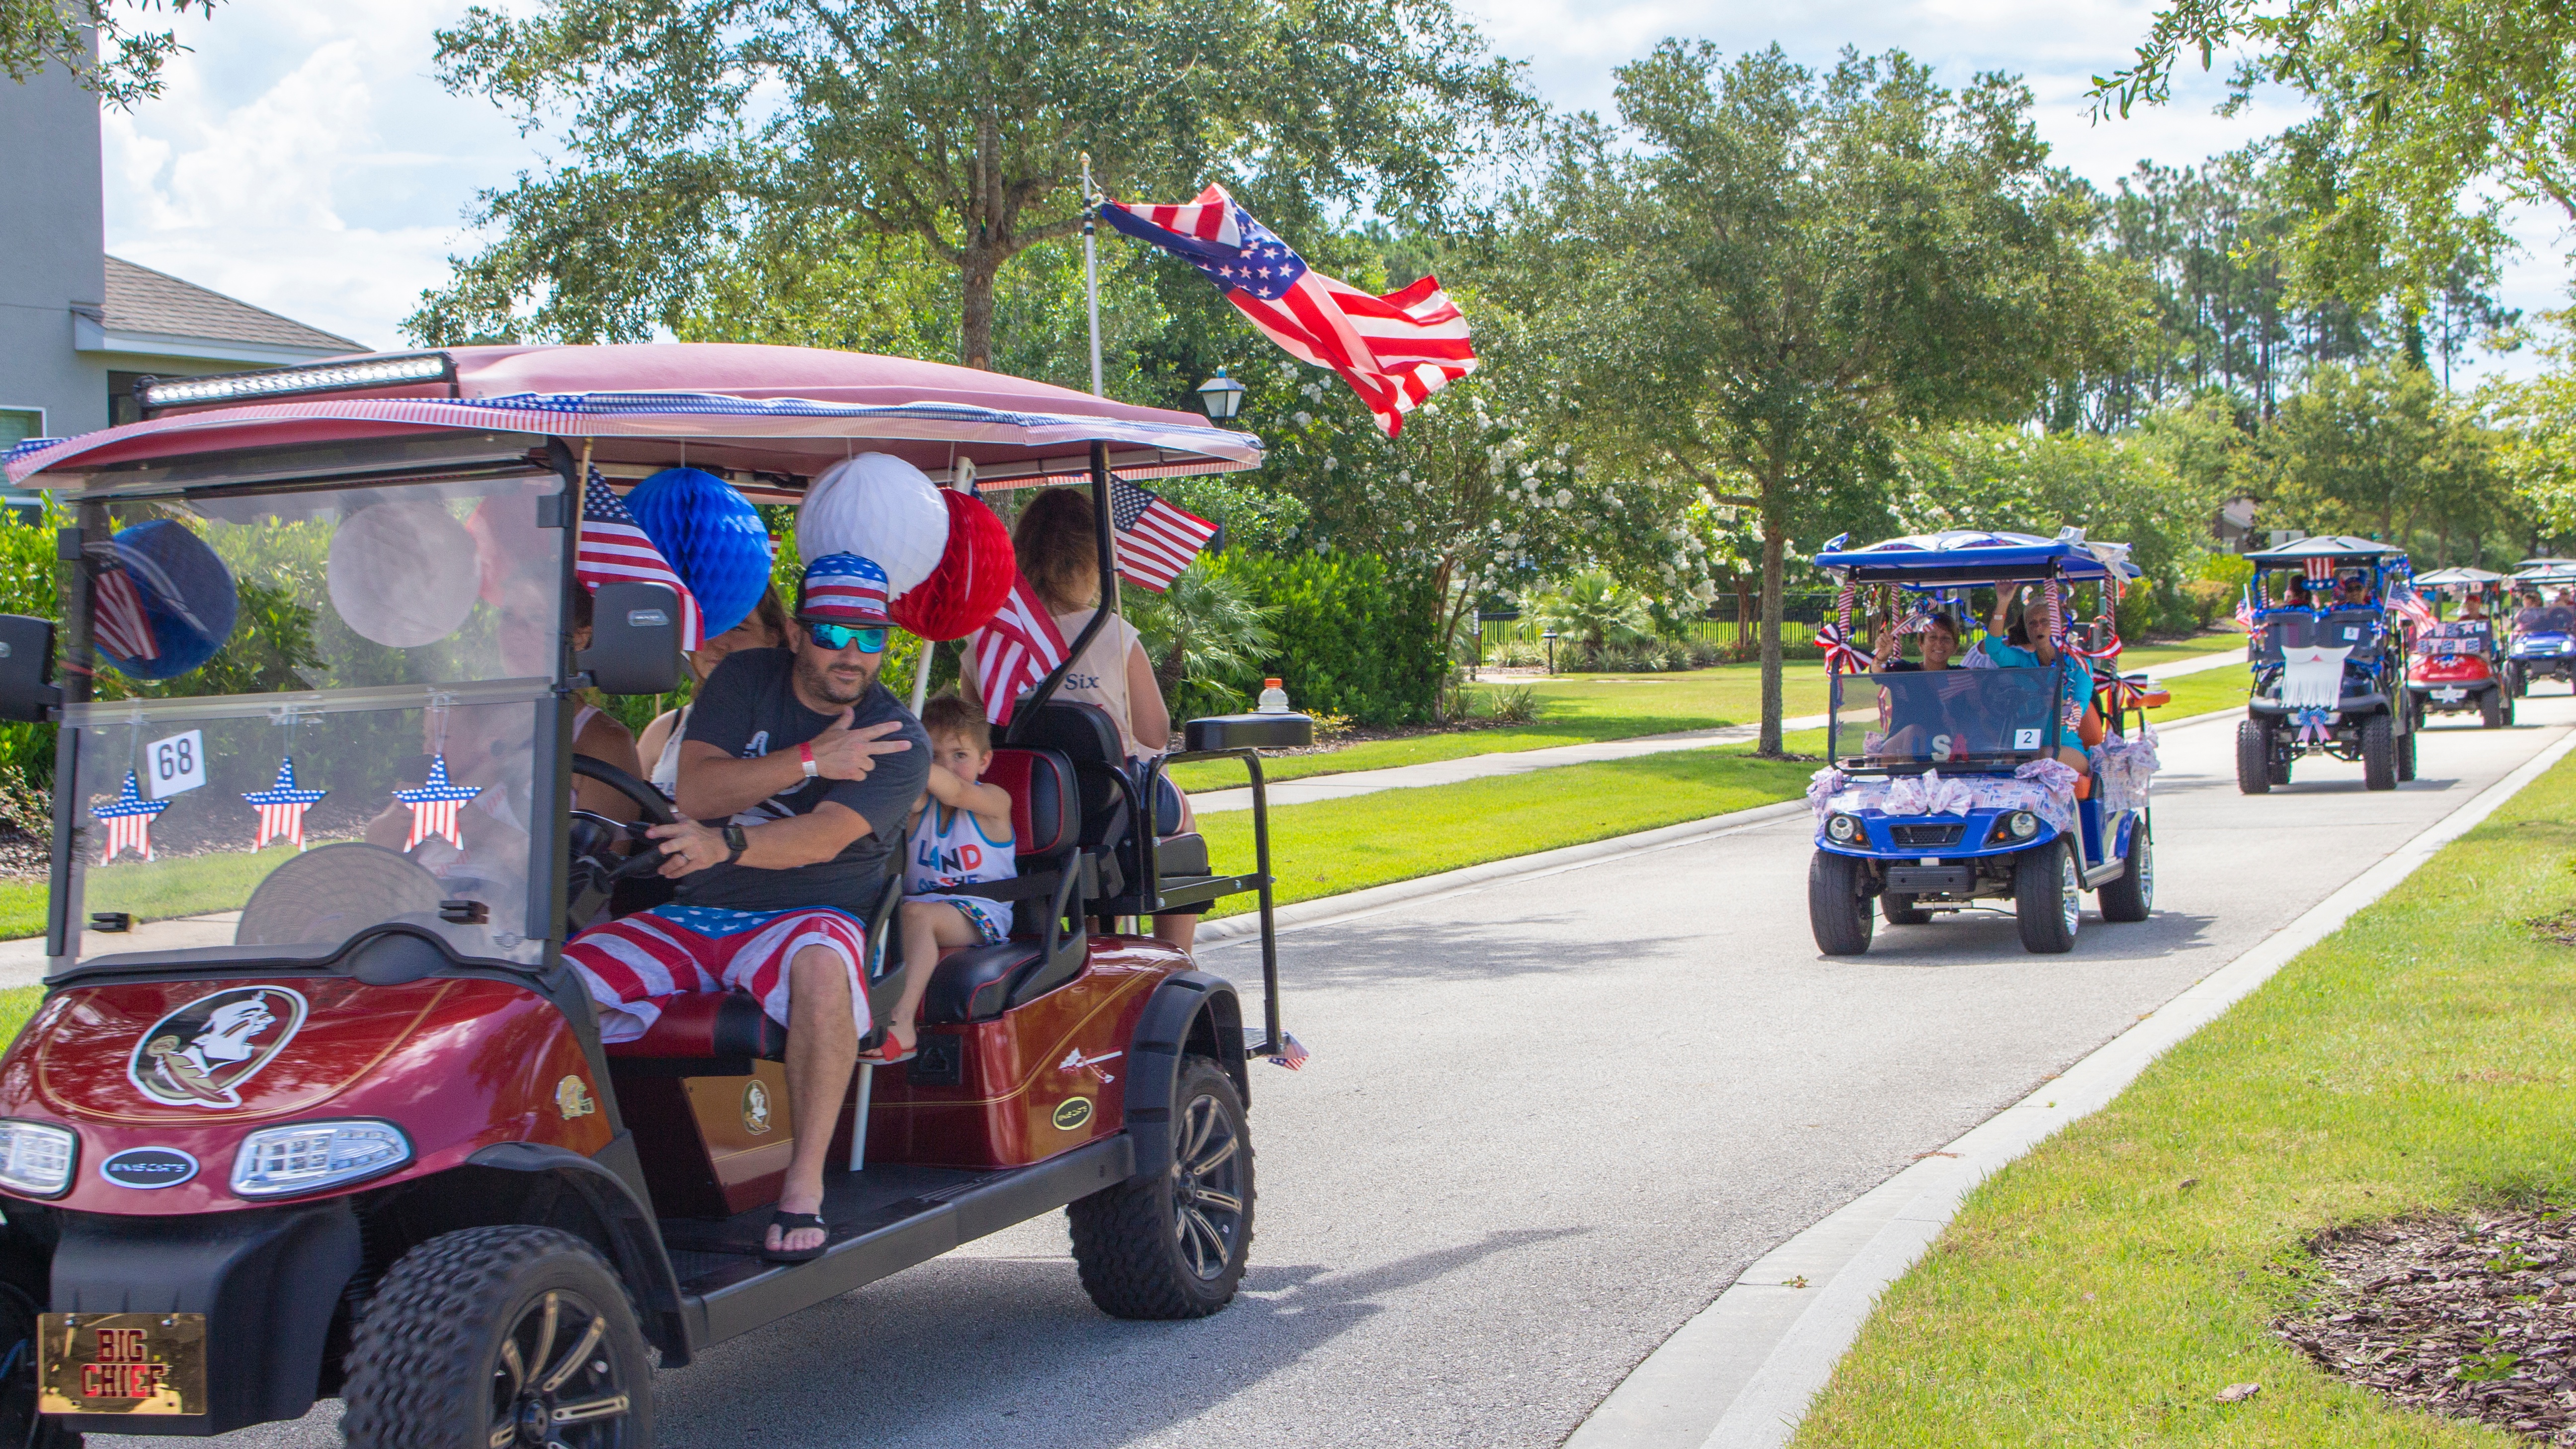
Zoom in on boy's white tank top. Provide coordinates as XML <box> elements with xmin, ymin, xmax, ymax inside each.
<box><xmin>904</xmin><ymin>801</ymin><xmax>1015</xmax><ymax>894</ymax></box>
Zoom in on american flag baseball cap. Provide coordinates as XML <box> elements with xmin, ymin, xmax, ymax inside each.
<box><xmin>798</xmin><ymin>553</ymin><xmax>892</xmax><ymax>625</ymax></box>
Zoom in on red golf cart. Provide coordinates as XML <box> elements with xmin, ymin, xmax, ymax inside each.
<box><xmin>0</xmin><ymin>345</ymin><xmax>1305</xmax><ymax>1446</ymax></box>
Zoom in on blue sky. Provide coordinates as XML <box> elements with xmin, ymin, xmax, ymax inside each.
<box><xmin>101</xmin><ymin>0</ymin><xmax>2567</xmax><ymax>376</ymax></box>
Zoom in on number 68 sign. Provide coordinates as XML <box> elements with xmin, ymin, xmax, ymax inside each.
<box><xmin>145</xmin><ymin>730</ymin><xmax>206</xmax><ymax>800</ymax></box>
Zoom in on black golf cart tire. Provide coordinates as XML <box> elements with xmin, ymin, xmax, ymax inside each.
<box><xmin>2361</xmin><ymin>715</ymin><xmax>2398</xmax><ymax>790</ymax></box>
<box><xmin>0</xmin><ymin>1283</ymin><xmax>77</xmax><ymax>1449</ymax></box>
<box><xmin>2397</xmin><ymin>721</ymin><xmax>2418</xmax><ymax>782</ymax></box>
<box><xmin>2505</xmin><ymin>690</ymin><xmax>2518</xmax><ymax>726</ymax></box>
<box><xmin>1806</xmin><ymin>850</ymin><xmax>1874</xmax><ymax>956</ymax></box>
<box><xmin>2014</xmin><ymin>841</ymin><xmax>2079</xmax><ymax>954</ymax></box>
<box><xmin>2481</xmin><ymin>688</ymin><xmax>2505</xmax><ymax>729</ymax></box>
<box><xmin>2097</xmin><ymin>820</ymin><xmax>2153</xmax><ymax>923</ymax></box>
<box><xmin>341</xmin><ymin>1226</ymin><xmax>653</xmax><ymax>1449</ymax></box>
<box><xmin>2235</xmin><ymin>720</ymin><xmax>2272</xmax><ymax>795</ymax></box>
<box><xmin>2515</xmin><ymin>665</ymin><xmax>2530</xmax><ymax>698</ymax></box>
<box><xmin>1881</xmin><ymin>891</ymin><xmax>1932</xmax><ymax>927</ymax></box>
<box><xmin>1069</xmin><ymin>1056</ymin><xmax>1254</xmax><ymax>1320</ymax></box>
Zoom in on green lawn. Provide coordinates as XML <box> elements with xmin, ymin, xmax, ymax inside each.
<box><xmin>0</xmin><ymin>987</ymin><xmax>40</xmax><ymax>1052</ymax></box>
<box><xmin>1194</xmin><ymin>729</ymin><xmax>1827</xmax><ymax>920</ymax></box>
<box><xmin>2138</xmin><ymin>661</ymin><xmax>2253</xmax><ymax>724</ymax></box>
<box><xmin>1170</xmin><ymin>663</ymin><xmax>1835</xmax><ymax>793</ymax></box>
<box><xmin>2116</xmin><ymin>628</ymin><xmax>2247</xmax><ymax>669</ymax></box>
<box><xmin>1791</xmin><ymin>746</ymin><xmax>2576</xmax><ymax>1447</ymax></box>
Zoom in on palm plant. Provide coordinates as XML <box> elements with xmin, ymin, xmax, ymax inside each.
<box><xmin>1129</xmin><ymin>562</ymin><xmax>1278</xmax><ymax>720</ymax></box>
<box><xmin>1532</xmin><ymin>572</ymin><xmax>1653</xmax><ymax>653</ymax></box>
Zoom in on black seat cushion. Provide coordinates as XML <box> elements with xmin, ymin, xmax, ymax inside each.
<box><xmin>602</xmin><ymin>991</ymin><xmax>783</xmax><ymax>1062</ymax></box>
<box><xmin>982</xmin><ymin>748</ymin><xmax>1076</xmax><ymax>857</ymax></box>
<box><xmin>1004</xmin><ymin>702</ymin><xmax>1131</xmax><ymax>847</ymax></box>
<box><xmin>923</xmin><ymin>940</ymin><xmax>1045</xmax><ymax>1024</ymax></box>
<box><xmin>1157</xmin><ymin>832</ymin><xmax>1209</xmax><ymax>877</ymax></box>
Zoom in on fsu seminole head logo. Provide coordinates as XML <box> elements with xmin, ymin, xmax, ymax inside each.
<box><xmin>127</xmin><ymin>987</ymin><xmax>309</xmax><ymax>1109</ymax></box>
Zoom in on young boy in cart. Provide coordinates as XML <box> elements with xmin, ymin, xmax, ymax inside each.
<box><xmin>562</xmin><ymin>553</ymin><xmax>927</xmax><ymax>1262</ymax></box>
<box><xmin>877</xmin><ymin>693</ymin><xmax>1018</xmax><ymax>1062</ymax></box>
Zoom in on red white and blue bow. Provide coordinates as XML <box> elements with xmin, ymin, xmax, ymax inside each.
<box><xmin>1815</xmin><ymin>623</ymin><xmax>1870</xmax><ymax>675</ymax></box>
<box><xmin>2293</xmin><ymin>708</ymin><xmax>2334</xmax><ymax>744</ymax></box>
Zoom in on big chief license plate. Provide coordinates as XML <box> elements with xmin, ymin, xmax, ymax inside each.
<box><xmin>37</xmin><ymin>1312</ymin><xmax>208</xmax><ymax>1416</ymax></box>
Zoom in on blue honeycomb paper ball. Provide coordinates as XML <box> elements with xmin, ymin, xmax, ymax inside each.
<box><xmin>625</xmin><ymin>468</ymin><xmax>775</xmax><ymax>639</ymax></box>
<box><xmin>101</xmin><ymin>518</ymin><xmax>238</xmax><ymax>680</ymax></box>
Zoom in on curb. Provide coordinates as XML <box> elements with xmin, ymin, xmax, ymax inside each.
<box><xmin>1563</xmin><ymin>718</ymin><xmax>2576</xmax><ymax>1449</ymax></box>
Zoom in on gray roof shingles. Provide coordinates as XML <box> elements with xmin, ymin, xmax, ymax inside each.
<box><xmin>102</xmin><ymin>256</ymin><xmax>364</xmax><ymax>353</ymax></box>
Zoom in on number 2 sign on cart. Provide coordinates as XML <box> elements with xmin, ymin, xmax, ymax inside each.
<box><xmin>147</xmin><ymin>730</ymin><xmax>205</xmax><ymax>799</ymax></box>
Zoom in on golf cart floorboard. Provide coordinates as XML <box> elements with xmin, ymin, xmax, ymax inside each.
<box><xmin>661</xmin><ymin>1136</ymin><xmax>1135</xmax><ymax>1347</ymax></box>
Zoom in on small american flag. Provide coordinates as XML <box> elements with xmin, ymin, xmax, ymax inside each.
<box><xmin>2304</xmin><ymin>555</ymin><xmax>2335</xmax><ymax>584</ymax></box>
<box><xmin>2235</xmin><ymin>597</ymin><xmax>2258</xmax><ymax>631</ymax></box>
<box><xmin>1099</xmin><ymin>185</ymin><xmax>1476</xmax><ymax>437</ymax></box>
<box><xmin>579</xmin><ymin>471</ymin><xmax>704</xmax><ymax>650</ymax></box>
<box><xmin>966</xmin><ymin>576</ymin><xmax>1070</xmax><ymax>726</ymax></box>
<box><xmin>2390</xmin><ymin>587</ymin><xmax>2437</xmax><ymax>631</ymax></box>
<box><xmin>242</xmin><ymin>757</ymin><xmax>327</xmax><ymax>850</ymax></box>
<box><xmin>1264</xmin><ymin>1032</ymin><xmax>1309</xmax><ymax>1071</ymax></box>
<box><xmin>394</xmin><ymin>754</ymin><xmax>483</xmax><ymax>850</ymax></box>
<box><xmin>92</xmin><ymin>563</ymin><xmax>159</xmax><ymax>663</ymax></box>
<box><xmin>1110</xmin><ymin>477</ymin><xmax>1218</xmax><ymax>593</ymax></box>
<box><xmin>94</xmin><ymin>769</ymin><xmax>168</xmax><ymax>864</ymax></box>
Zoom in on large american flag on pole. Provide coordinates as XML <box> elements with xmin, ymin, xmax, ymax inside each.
<box><xmin>578</xmin><ymin>470</ymin><xmax>704</xmax><ymax>650</ymax></box>
<box><xmin>1098</xmin><ymin>185</ymin><xmax>1476</xmax><ymax>437</ymax></box>
<box><xmin>966</xmin><ymin>577</ymin><xmax>1070</xmax><ymax>727</ymax></box>
<box><xmin>1110</xmin><ymin>476</ymin><xmax>1219</xmax><ymax>593</ymax></box>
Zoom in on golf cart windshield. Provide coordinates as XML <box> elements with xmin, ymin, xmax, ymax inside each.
<box><xmin>1835</xmin><ymin>666</ymin><xmax>2059</xmax><ymax>769</ymax></box>
<box><xmin>2518</xmin><ymin>605</ymin><xmax>2576</xmax><ymax>634</ymax></box>
<box><xmin>59</xmin><ymin>471</ymin><xmax>566</xmax><ymax>970</ymax></box>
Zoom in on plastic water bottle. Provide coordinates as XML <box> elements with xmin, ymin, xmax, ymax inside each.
<box><xmin>1255</xmin><ymin>678</ymin><xmax>1289</xmax><ymax>714</ymax></box>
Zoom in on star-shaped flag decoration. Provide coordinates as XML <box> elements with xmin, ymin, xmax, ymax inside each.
<box><xmin>94</xmin><ymin>769</ymin><xmax>170</xmax><ymax>864</ymax></box>
<box><xmin>243</xmin><ymin>757</ymin><xmax>328</xmax><ymax>851</ymax></box>
<box><xmin>394</xmin><ymin>754</ymin><xmax>482</xmax><ymax>850</ymax></box>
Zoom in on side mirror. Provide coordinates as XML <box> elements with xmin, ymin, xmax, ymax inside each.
<box><xmin>576</xmin><ymin>583</ymin><xmax>681</xmax><ymax>695</ymax></box>
<box><xmin>0</xmin><ymin>615</ymin><xmax>61</xmax><ymax>722</ymax></box>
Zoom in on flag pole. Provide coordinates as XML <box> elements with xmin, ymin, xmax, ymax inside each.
<box><xmin>1081</xmin><ymin>153</ymin><xmax>1105</xmax><ymax>399</ymax></box>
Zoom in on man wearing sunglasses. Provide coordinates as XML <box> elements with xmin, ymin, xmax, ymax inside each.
<box><xmin>561</xmin><ymin>551</ymin><xmax>930</xmax><ymax>1261</ymax></box>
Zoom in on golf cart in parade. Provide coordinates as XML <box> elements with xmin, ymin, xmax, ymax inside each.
<box><xmin>1804</xmin><ymin>531</ymin><xmax>2160</xmax><ymax>957</ymax></box>
<box><xmin>2235</xmin><ymin>536</ymin><xmax>2416</xmax><ymax>794</ymax></box>
<box><xmin>2508</xmin><ymin>561</ymin><xmax>2576</xmax><ymax>695</ymax></box>
<box><xmin>2406</xmin><ymin>566</ymin><xmax>2512</xmax><ymax>727</ymax></box>
<box><xmin>0</xmin><ymin>344</ymin><xmax>1309</xmax><ymax>1445</ymax></box>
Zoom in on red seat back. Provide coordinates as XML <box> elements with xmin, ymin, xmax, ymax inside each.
<box><xmin>982</xmin><ymin>748</ymin><xmax>1076</xmax><ymax>858</ymax></box>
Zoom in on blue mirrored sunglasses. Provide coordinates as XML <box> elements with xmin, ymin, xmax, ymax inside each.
<box><xmin>804</xmin><ymin>622</ymin><xmax>887</xmax><ymax>653</ymax></box>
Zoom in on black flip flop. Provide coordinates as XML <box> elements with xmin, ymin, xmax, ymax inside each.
<box><xmin>764</xmin><ymin>1210</ymin><xmax>829</xmax><ymax>1263</ymax></box>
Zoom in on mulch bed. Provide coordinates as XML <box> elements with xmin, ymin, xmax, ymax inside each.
<box><xmin>2279</xmin><ymin>1206</ymin><xmax>2576</xmax><ymax>1442</ymax></box>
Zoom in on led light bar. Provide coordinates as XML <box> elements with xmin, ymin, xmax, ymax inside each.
<box><xmin>231</xmin><ymin>1119</ymin><xmax>410</xmax><ymax>1197</ymax></box>
<box><xmin>140</xmin><ymin>352</ymin><xmax>455</xmax><ymax>413</ymax></box>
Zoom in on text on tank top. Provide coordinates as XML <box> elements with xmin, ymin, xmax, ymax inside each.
<box><xmin>904</xmin><ymin>801</ymin><xmax>1015</xmax><ymax>894</ymax></box>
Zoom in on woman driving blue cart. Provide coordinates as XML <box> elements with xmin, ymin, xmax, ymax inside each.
<box><xmin>1807</xmin><ymin>530</ymin><xmax>2159</xmax><ymax>957</ymax></box>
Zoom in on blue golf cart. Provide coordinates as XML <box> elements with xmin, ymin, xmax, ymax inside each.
<box><xmin>2508</xmin><ymin>561</ymin><xmax>2576</xmax><ymax>696</ymax></box>
<box><xmin>2235</xmin><ymin>536</ymin><xmax>2415</xmax><ymax>794</ymax></box>
<box><xmin>1806</xmin><ymin>531</ymin><xmax>2158</xmax><ymax>956</ymax></box>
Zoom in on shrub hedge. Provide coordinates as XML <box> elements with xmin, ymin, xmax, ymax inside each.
<box><xmin>1202</xmin><ymin>551</ymin><xmax>1444</xmax><ymax>724</ymax></box>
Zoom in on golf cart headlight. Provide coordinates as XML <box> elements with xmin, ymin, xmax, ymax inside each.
<box><xmin>0</xmin><ymin>1120</ymin><xmax>76</xmax><ymax>1198</ymax></box>
<box><xmin>1826</xmin><ymin>813</ymin><xmax>1860</xmax><ymax>842</ymax></box>
<box><xmin>2008</xmin><ymin>810</ymin><xmax>2039</xmax><ymax>839</ymax></box>
<box><xmin>231</xmin><ymin>1121</ymin><xmax>409</xmax><ymax>1198</ymax></box>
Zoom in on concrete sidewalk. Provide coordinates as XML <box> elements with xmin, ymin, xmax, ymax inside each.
<box><xmin>1194</xmin><ymin>645</ymin><xmax>2247</xmax><ymax>815</ymax></box>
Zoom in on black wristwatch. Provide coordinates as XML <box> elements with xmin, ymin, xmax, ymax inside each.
<box><xmin>721</xmin><ymin>824</ymin><xmax>748</xmax><ymax>865</ymax></box>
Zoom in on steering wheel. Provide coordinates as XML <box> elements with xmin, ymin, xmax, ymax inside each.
<box><xmin>566</xmin><ymin>757</ymin><xmax>686</xmax><ymax>930</ymax></box>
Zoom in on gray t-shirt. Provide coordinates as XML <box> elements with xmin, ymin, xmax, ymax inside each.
<box><xmin>673</xmin><ymin>648</ymin><xmax>930</xmax><ymax>915</ymax></box>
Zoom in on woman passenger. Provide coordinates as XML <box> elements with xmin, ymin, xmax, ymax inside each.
<box><xmin>966</xmin><ymin>487</ymin><xmax>1201</xmax><ymax>952</ymax></box>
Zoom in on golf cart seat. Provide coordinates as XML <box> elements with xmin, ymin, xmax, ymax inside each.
<box><xmin>602</xmin><ymin>992</ymin><xmax>786</xmax><ymax>1072</ymax></box>
<box><xmin>1004</xmin><ymin>699</ymin><xmax>1222</xmax><ymax>915</ymax></box>
<box><xmin>920</xmin><ymin>744</ymin><xmax>1091</xmax><ymax>1024</ymax></box>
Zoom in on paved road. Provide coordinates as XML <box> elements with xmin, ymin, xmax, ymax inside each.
<box><xmin>112</xmin><ymin>692</ymin><xmax>2569</xmax><ymax>1449</ymax></box>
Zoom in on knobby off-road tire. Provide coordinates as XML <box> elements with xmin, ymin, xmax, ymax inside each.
<box><xmin>2014</xmin><ymin>840</ymin><xmax>2080</xmax><ymax>955</ymax></box>
<box><xmin>0</xmin><ymin>1284</ymin><xmax>79</xmax><ymax>1448</ymax></box>
<box><xmin>2097</xmin><ymin>820</ymin><xmax>2153</xmax><ymax>924</ymax></box>
<box><xmin>2235</xmin><ymin>720</ymin><xmax>2273</xmax><ymax>795</ymax></box>
<box><xmin>2361</xmin><ymin>714</ymin><xmax>2399</xmax><ymax>791</ymax></box>
<box><xmin>1807</xmin><ymin>851</ymin><xmax>1873</xmax><ymax>956</ymax></box>
<box><xmin>1880</xmin><ymin>891</ymin><xmax>1932</xmax><ymax>927</ymax></box>
<box><xmin>1070</xmin><ymin>1056</ymin><xmax>1252</xmax><ymax>1320</ymax></box>
<box><xmin>2397</xmin><ymin>722</ymin><xmax>2418</xmax><ymax>782</ymax></box>
<box><xmin>2481</xmin><ymin>688</ymin><xmax>2506</xmax><ymax>729</ymax></box>
<box><xmin>341</xmin><ymin>1226</ymin><xmax>653</xmax><ymax>1449</ymax></box>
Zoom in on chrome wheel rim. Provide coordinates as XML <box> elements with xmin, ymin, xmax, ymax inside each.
<box><xmin>1171</xmin><ymin>1092</ymin><xmax>1245</xmax><ymax>1281</ymax></box>
<box><xmin>489</xmin><ymin>1288</ymin><xmax>631</xmax><ymax>1449</ymax></box>
<box><xmin>2059</xmin><ymin>849</ymin><xmax>2081</xmax><ymax>937</ymax></box>
<box><xmin>2135</xmin><ymin>832</ymin><xmax>2155</xmax><ymax>912</ymax></box>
